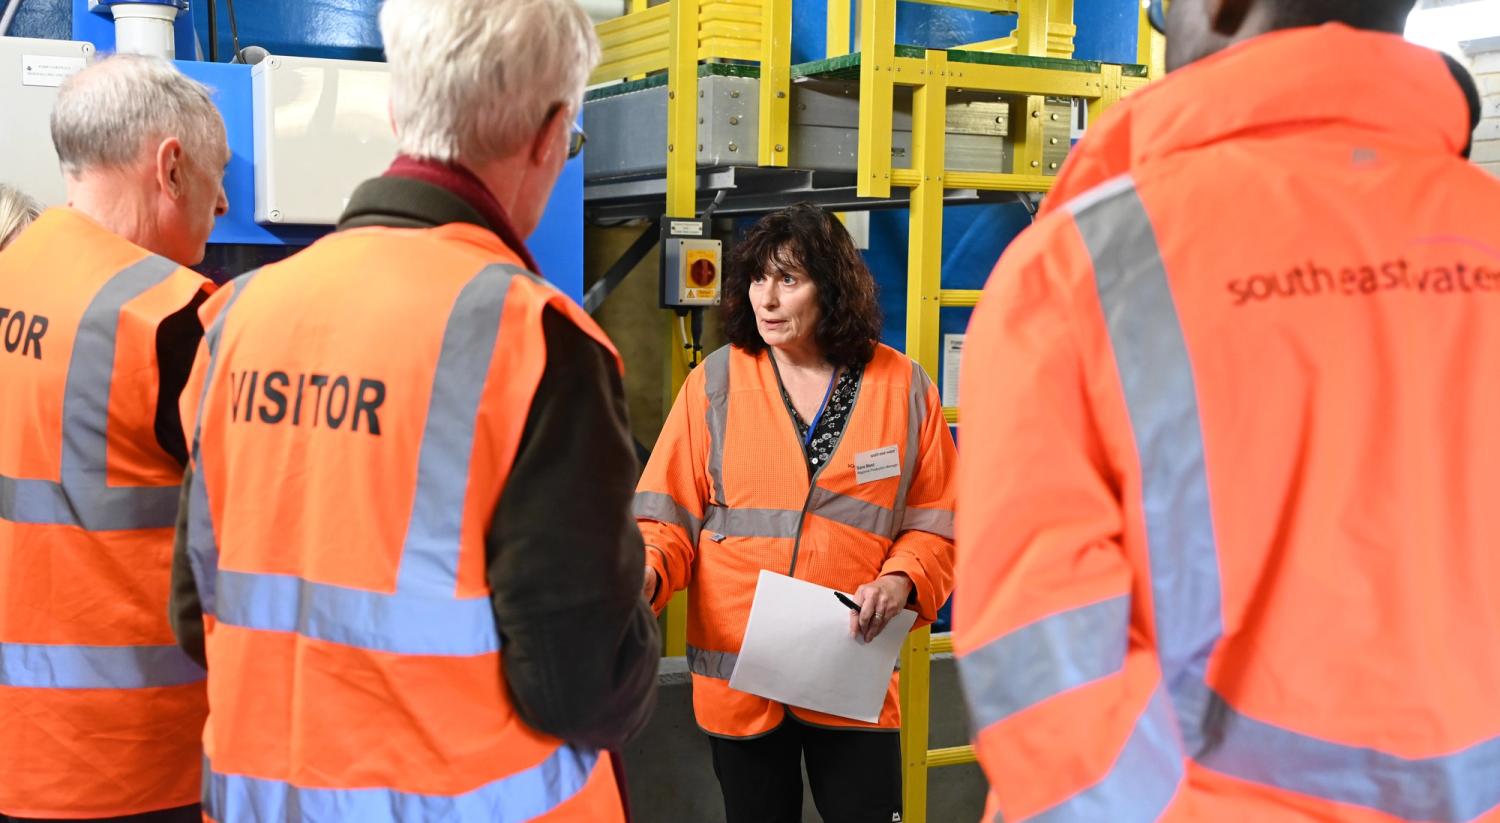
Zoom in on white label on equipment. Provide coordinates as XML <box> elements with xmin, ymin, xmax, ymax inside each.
<box><xmin>854</xmin><ymin>445</ymin><xmax>901</xmax><ymax>484</ymax></box>
<box><xmin>670</xmin><ymin>220</ymin><xmax>704</xmax><ymax>236</ymax></box>
<box><xmin>942</xmin><ymin>334</ymin><xmax>964</xmax><ymax>408</ymax></box>
<box><xmin>22</xmin><ymin>55</ymin><xmax>87</xmax><ymax>88</ymax></box>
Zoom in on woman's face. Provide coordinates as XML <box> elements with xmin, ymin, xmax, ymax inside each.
<box><xmin>749</xmin><ymin>247</ymin><xmax>822</xmax><ymax>354</ymax></box>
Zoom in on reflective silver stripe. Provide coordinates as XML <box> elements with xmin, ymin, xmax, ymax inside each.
<box><xmin>686</xmin><ymin>645</ymin><xmax>738</xmax><ymax>680</ymax></box>
<box><xmin>890</xmin><ymin>361</ymin><xmax>933</xmax><ymax>539</ymax></box>
<box><xmin>185</xmin><ymin>269</ymin><xmax>263</xmax><ymax>616</ymax></box>
<box><xmin>958</xmin><ymin>596</ymin><xmax>1129</xmax><ymax>733</ymax></box>
<box><xmin>703</xmin><ymin>505</ymin><xmax>801</xmax><ymax>539</ymax></box>
<box><xmin>703</xmin><ymin>347</ymin><xmax>730</xmax><ymax>506</ymax></box>
<box><xmin>0</xmin><ymin>642</ymin><xmax>205</xmax><ymax>689</ymax></box>
<box><xmin>1071</xmin><ymin>177</ymin><xmax>1221</xmax><ymax>729</ymax></box>
<box><xmin>1077</xmin><ymin>177</ymin><xmax>1500</xmax><ymax>820</ymax></box>
<box><xmin>0</xmin><ymin>256</ymin><xmax>182</xmax><ymax>530</ymax></box>
<box><xmin>807</xmin><ymin>486</ymin><xmax>895</xmax><ymax>535</ymax></box>
<box><xmin>204</xmin><ymin>744</ymin><xmax>600</xmax><ymax>822</ymax></box>
<box><xmin>395</xmin><ymin>265</ymin><xmax>512</xmax><ymax>595</ymax></box>
<box><xmin>1020</xmin><ymin>687</ymin><xmax>1184</xmax><ymax>823</ymax></box>
<box><xmin>634</xmin><ymin>490</ymin><xmax>703</xmax><ymax>538</ymax></box>
<box><xmin>899</xmin><ymin>507</ymin><xmax>953</xmax><ymax>540</ymax></box>
<box><xmin>1189</xmin><ymin>675</ymin><xmax>1500</xmax><ymax>822</ymax></box>
<box><xmin>214</xmin><ymin>569</ymin><xmax>499</xmax><ymax>656</ymax></box>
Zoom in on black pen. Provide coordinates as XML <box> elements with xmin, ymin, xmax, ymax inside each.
<box><xmin>834</xmin><ymin>591</ymin><xmax>861</xmax><ymax>613</ymax></box>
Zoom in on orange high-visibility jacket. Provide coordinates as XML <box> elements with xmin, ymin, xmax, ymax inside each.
<box><xmin>180</xmin><ymin>222</ymin><xmax>626</xmax><ymax>822</ymax></box>
<box><xmin>956</xmin><ymin>25</ymin><xmax>1500</xmax><ymax>823</ymax></box>
<box><xmin>0</xmin><ymin>209</ymin><xmax>211</xmax><ymax>818</ymax></box>
<box><xmin>638</xmin><ymin>342</ymin><xmax>956</xmax><ymax>736</ymax></box>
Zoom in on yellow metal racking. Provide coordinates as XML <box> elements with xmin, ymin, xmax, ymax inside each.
<box><xmin>588</xmin><ymin>0</ymin><xmax>1162</xmax><ymax>816</ymax></box>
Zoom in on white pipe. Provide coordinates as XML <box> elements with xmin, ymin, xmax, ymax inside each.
<box><xmin>0</xmin><ymin>0</ymin><xmax>24</xmax><ymax>37</ymax></box>
<box><xmin>112</xmin><ymin>3</ymin><xmax>179</xmax><ymax>60</ymax></box>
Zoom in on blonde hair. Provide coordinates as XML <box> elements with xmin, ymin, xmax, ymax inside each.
<box><xmin>379</xmin><ymin>0</ymin><xmax>601</xmax><ymax>165</ymax></box>
<box><xmin>0</xmin><ymin>183</ymin><xmax>41</xmax><ymax>249</ymax></box>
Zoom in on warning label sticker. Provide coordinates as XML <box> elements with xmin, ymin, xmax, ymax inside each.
<box><xmin>22</xmin><ymin>55</ymin><xmax>87</xmax><ymax>88</ymax></box>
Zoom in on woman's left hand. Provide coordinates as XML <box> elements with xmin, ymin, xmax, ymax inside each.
<box><xmin>849</xmin><ymin>573</ymin><xmax>913</xmax><ymax>643</ymax></box>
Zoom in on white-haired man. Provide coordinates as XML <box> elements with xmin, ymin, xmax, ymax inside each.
<box><xmin>166</xmin><ymin>0</ymin><xmax>660</xmax><ymax>820</ymax></box>
<box><xmin>0</xmin><ymin>55</ymin><xmax>227</xmax><ymax>822</ymax></box>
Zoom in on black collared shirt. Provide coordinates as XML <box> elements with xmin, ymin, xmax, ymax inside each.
<box><xmin>772</xmin><ymin>361</ymin><xmax>865</xmax><ymax>477</ymax></box>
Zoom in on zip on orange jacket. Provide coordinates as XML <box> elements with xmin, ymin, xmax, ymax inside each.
<box><xmin>638</xmin><ymin>342</ymin><xmax>956</xmax><ymax>736</ymax></box>
<box><xmin>0</xmin><ymin>209</ymin><xmax>211</xmax><ymax>818</ymax></box>
<box><xmin>956</xmin><ymin>24</ymin><xmax>1500</xmax><ymax>823</ymax></box>
<box><xmin>178</xmin><ymin>220</ymin><xmax>629</xmax><ymax>823</ymax></box>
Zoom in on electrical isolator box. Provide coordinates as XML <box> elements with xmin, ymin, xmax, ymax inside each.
<box><xmin>660</xmin><ymin>218</ymin><xmax>722</xmax><ymax>308</ymax></box>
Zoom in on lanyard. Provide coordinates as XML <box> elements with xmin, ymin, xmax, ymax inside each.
<box><xmin>804</xmin><ymin>369</ymin><xmax>839</xmax><ymax>448</ymax></box>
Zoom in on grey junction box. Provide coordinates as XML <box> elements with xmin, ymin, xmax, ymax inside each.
<box><xmin>252</xmin><ymin>54</ymin><xmax>396</xmax><ymax>225</ymax></box>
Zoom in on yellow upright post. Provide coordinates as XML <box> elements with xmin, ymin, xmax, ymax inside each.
<box><xmin>666</xmin><ymin>0</ymin><xmax>699</xmax><ymax>222</ymax></box>
<box><xmin>856</xmin><ymin>0</ymin><xmax>897</xmax><ymax>198</ymax></box>
<box><xmin>1013</xmin><ymin>0</ymin><xmax>1049</xmax><ymax>183</ymax></box>
<box><xmin>628</xmin><ymin>0</ymin><xmax>652</xmax><ymax>80</ymax></box>
<box><xmin>1087</xmin><ymin>62</ymin><xmax>1122</xmax><ymax>127</ymax></box>
<box><xmin>900</xmin><ymin>628</ymin><xmax>935</xmax><ymax>823</ymax></box>
<box><xmin>1014</xmin><ymin>0</ymin><xmax>1050</xmax><ymax>58</ymax></box>
<box><xmin>1048</xmin><ymin>0</ymin><xmax>1074</xmax><ymax>57</ymax></box>
<box><xmin>904</xmin><ymin>57</ymin><xmax>946</xmax><ymax>386</ymax></box>
<box><xmin>661</xmin><ymin>0</ymin><xmax>701</xmax><ymax>658</ymax></box>
<box><xmin>758</xmin><ymin>0</ymin><xmax>792</xmax><ymax>167</ymax></box>
<box><xmin>899</xmin><ymin>48</ymin><xmax>947</xmax><ymax>823</ymax></box>
<box><xmin>1137</xmin><ymin>1</ymin><xmax>1166</xmax><ymax>79</ymax></box>
<box><xmin>664</xmin><ymin>0</ymin><xmax>699</xmax><ymax>408</ymax></box>
<box><xmin>826</xmin><ymin>0</ymin><xmax>850</xmax><ymax>57</ymax></box>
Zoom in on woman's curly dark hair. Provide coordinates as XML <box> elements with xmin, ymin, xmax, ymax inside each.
<box><xmin>722</xmin><ymin>203</ymin><xmax>883</xmax><ymax>369</ymax></box>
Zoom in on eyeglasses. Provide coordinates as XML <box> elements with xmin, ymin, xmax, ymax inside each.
<box><xmin>1148</xmin><ymin>0</ymin><xmax>1168</xmax><ymax>35</ymax></box>
<box><xmin>546</xmin><ymin>102</ymin><xmax>589</xmax><ymax>160</ymax></box>
<box><xmin>568</xmin><ymin>123</ymin><xmax>588</xmax><ymax>160</ymax></box>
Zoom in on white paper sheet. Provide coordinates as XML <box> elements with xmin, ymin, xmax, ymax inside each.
<box><xmin>728</xmin><ymin>571</ymin><xmax>919</xmax><ymax>723</ymax></box>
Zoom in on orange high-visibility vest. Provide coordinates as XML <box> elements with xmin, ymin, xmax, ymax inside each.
<box><xmin>957</xmin><ymin>25</ymin><xmax>1500</xmax><ymax>823</ymax></box>
<box><xmin>637</xmin><ymin>343</ymin><xmax>956</xmax><ymax>737</ymax></box>
<box><xmin>0</xmin><ymin>209</ymin><xmax>211</xmax><ymax>818</ymax></box>
<box><xmin>181</xmin><ymin>222</ymin><xmax>626</xmax><ymax>822</ymax></box>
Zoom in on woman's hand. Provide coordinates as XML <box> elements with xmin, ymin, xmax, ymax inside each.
<box><xmin>642</xmin><ymin>566</ymin><xmax>659</xmax><ymax>603</ymax></box>
<box><xmin>849</xmin><ymin>573</ymin><xmax>913</xmax><ymax>643</ymax></box>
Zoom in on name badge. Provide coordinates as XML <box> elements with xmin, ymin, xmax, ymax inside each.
<box><xmin>854</xmin><ymin>445</ymin><xmax>901</xmax><ymax>484</ymax></box>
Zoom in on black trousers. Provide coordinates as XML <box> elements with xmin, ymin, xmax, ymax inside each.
<box><xmin>708</xmin><ymin>719</ymin><xmax>902</xmax><ymax>823</ymax></box>
<box><xmin>1</xmin><ymin>805</ymin><xmax>200</xmax><ymax>823</ymax></box>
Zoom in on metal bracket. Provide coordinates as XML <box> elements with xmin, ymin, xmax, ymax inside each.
<box><xmin>583</xmin><ymin>218</ymin><xmax>661</xmax><ymax>315</ymax></box>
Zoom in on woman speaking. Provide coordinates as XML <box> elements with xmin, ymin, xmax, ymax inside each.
<box><xmin>636</xmin><ymin>203</ymin><xmax>957</xmax><ymax>823</ymax></box>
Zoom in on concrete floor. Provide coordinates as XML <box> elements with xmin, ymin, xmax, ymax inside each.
<box><xmin>622</xmin><ymin>654</ymin><xmax>986</xmax><ymax>822</ymax></box>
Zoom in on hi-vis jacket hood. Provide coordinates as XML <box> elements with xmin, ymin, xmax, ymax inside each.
<box><xmin>1041</xmin><ymin>23</ymin><xmax>1478</xmax><ymax>217</ymax></box>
